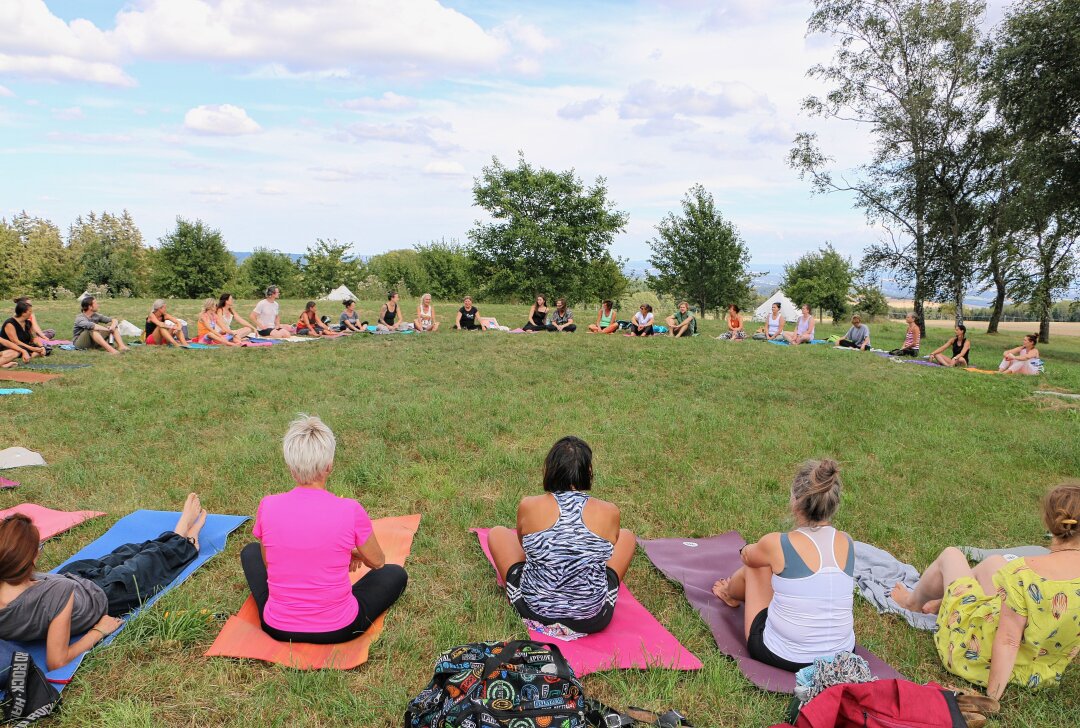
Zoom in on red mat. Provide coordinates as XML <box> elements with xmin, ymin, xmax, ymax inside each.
<box><xmin>0</xmin><ymin>370</ymin><xmax>60</xmax><ymax>384</ymax></box>
<box><xmin>0</xmin><ymin>503</ymin><xmax>105</xmax><ymax>541</ymax></box>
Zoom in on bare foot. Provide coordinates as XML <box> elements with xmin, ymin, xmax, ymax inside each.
<box><xmin>187</xmin><ymin>509</ymin><xmax>207</xmax><ymax>552</ymax></box>
<box><xmin>922</xmin><ymin>599</ymin><xmax>942</xmax><ymax>615</ymax></box>
<box><xmin>173</xmin><ymin>493</ymin><xmax>201</xmax><ymax>537</ymax></box>
<box><xmin>891</xmin><ymin>582</ymin><xmax>916</xmax><ymax>611</ymax></box>
<box><xmin>712</xmin><ymin>578</ymin><xmax>741</xmax><ymax>607</ymax></box>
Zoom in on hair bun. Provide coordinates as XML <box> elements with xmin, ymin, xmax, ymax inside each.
<box><xmin>810</xmin><ymin>459</ymin><xmax>840</xmax><ymax>493</ymax></box>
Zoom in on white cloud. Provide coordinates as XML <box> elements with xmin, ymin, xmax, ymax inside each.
<box><xmin>191</xmin><ymin>185</ymin><xmax>229</xmax><ymax>199</ymax></box>
<box><xmin>423</xmin><ymin>160</ymin><xmax>466</xmax><ymax>176</ymax></box>
<box><xmin>0</xmin><ymin>85</ymin><xmax>14</xmax><ymax>98</ymax></box>
<box><xmin>557</xmin><ymin>97</ymin><xmax>607</xmax><ymax>120</ymax></box>
<box><xmin>339</xmin><ymin>92</ymin><xmax>416</xmax><ymax>112</ymax></box>
<box><xmin>633</xmin><ymin>117</ymin><xmax>700</xmax><ymax>137</ymax></box>
<box><xmin>338</xmin><ymin>116</ymin><xmax>455</xmax><ymax>150</ymax></box>
<box><xmin>52</xmin><ymin>106</ymin><xmax>84</xmax><ymax>120</ymax></box>
<box><xmin>620</xmin><ymin>80</ymin><xmax>772</xmax><ymax>120</ymax></box>
<box><xmin>184</xmin><ymin>104</ymin><xmax>261</xmax><ymax>135</ymax></box>
<box><xmin>496</xmin><ymin>18</ymin><xmax>556</xmax><ymax>54</ymax></box>
<box><xmin>256</xmin><ymin>182</ymin><xmax>287</xmax><ymax>195</ymax></box>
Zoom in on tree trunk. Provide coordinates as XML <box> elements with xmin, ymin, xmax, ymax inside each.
<box><xmin>1040</xmin><ymin>316</ymin><xmax>1050</xmax><ymax>344</ymax></box>
<box><xmin>987</xmin><ymin>257</ymin><xmax>1005</xmax><ymax>334</ymax></box>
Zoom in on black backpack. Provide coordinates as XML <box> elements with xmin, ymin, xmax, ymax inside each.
<box><xmin>0</xmin><ymin>646</ymin><xmax>61</xmax><ymax>726</ymax></box>
<box><xmin>404</xmin><ymin>640</ymin><xmax>587</xmax><ymax>728</ymax></box>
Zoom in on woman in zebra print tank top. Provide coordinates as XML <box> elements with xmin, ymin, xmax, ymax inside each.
<box><xmin>489</xmin><ymin>436</ymin><xmax>635</xmax><ymax>633</ymax></box>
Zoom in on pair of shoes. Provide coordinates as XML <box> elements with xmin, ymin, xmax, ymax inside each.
<box><xmin>584</xmin><ymin>699</ymin><xmax>694</xmax><ymax>727</ymax></box>
<box><xmin>945</xmin><ymin>685</ymin><xmax>1000</xmax><ymax>727</ymax></box>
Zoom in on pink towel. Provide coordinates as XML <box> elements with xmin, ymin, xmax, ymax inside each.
<box><xmin>472</xmin><ymin>528</ymin><xmax>702</xmax><ymax>676</ymax></box>
<box><xmin>0</xmin><ymin>504</ymin><xmax>106</xmax><ymax>541</ymax></box>
<box><xmin>0</xmin><ymin>477</ymin><xmax>17</xmax><ymax>489</ymax></box>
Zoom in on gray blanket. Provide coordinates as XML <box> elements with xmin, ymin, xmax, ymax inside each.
<box><xmin>853</xmin><ymin>541</ymin><xmax>937</xmax><ymax>631</ymax></box>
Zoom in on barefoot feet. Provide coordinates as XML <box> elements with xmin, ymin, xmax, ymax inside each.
<box><xmin>712</xmin><ymin>578</ymin><xmax>741</xmax><ymax>607</ymax></box>
<box><xmin>173</xmin><ymin>493</ymin><xmax>207</xmax><ymax>550</ymax></box>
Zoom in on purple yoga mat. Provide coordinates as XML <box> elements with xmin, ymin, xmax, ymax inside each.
<box><xmin>639</xmin><ymin>532</ymin><xmax>904</xmax><ymax>693</ymax></box>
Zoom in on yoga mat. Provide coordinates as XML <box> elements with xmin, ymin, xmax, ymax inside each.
<box><xmin>961</xmin><ymin>544</ymin><xmax>1049</xmax><ymax>561</ymax></box>
<box><xmin>0</xmin><ymin>504</ymin><xmax>105</xmax><ymax>541</ymax></box>
<box><xmin>246</xmin><ymin>337</ymin><xmax>286</xmax><ymax>345</ymax></box>
<box><xmin>15</xmin><ymin>509</ymin><xmax>248</xmax><ymax>688</ymax></box>
<box><xmin>0</xmin><ymin>447</ymin><xmax>46</xmax><ymax>469</ymax></box>
<box><xmin>0</xmin><ymin>477</ymin><xmax>17</xmax><ymax>489</ymax></box>
<box><xmin>965</xmin><ymin>367</ymin><xmax>1001</xmax><ymax>375</ymax></box>
<box><xmin>639</xmin><ymin>532</ymin><xmax>903</xmax><ymax>693</ymax></box>
<box><xmin>472</xmin><ymin>528</ymin><xmax>702</xmax><ymax>677</ymax></box>
<box><xmin>23</xmin><ymin>363</ymin><xmax>90</xmax><ymax>370</ymax></box>
<box><xmin>181</xmin><ymin>343</ymin><xmax>216</xmax><ymax>349</ymax></box>
<box><xmin>0</xmin><ymin>388</ymin><xmax>32</xmax><ymax>395</ymax></box>
<box><xmin>901</xmin><ymin>358</ymin><xmax>943</xmax><ymax>367</ymax></box>
<box><xmin>0</xmin><ymin>370</ymin><xmax>60</xmax><ymax>383</ymax></box>
<box><xmin>205</xmin><ymin>514</ymin><xmax>421</xmax><ymax>669</ymax></box>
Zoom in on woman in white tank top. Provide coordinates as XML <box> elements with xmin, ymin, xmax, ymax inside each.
<box><xmin>762</xmin><ymin>302</ymin><xmax>785</xmax><ymax>341</ymax></box>
<box><xmin>712</xmin><ymin>459</ymin><xmax>855</xmax><ymax>672</ymax></box>
<box><xmin>784</xmin><ymin>303</ymin><xmax>816</xmax><ymax>345</ymax></box>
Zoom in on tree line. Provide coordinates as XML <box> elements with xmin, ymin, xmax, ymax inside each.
<box><xmin>790</xmin><ymin>0</ymin><xmax>1079</xmax><ymax>342</ymax></box>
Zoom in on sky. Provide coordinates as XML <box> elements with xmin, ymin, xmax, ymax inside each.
<box><xmin>0</xmin><ymin>0</ymin><xmax>1012</xmax><ymax>265</ymax></box>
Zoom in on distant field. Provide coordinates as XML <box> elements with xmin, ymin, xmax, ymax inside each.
<box><xmin>922</xmin><ymin>318</ymin><xmax>1080</xmax><ymax>338</ymax></box>
<box><xmin>3</xmin><ymin>298</ymin><xmax>1078</xmax><ymax>727</ymax></box>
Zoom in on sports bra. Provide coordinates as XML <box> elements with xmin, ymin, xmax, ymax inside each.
<box><xmin>383</xmin><ymin>304</ymin><xmax>397</xmax><ymax>325</ymax></box>
<box><xmin>600</xmin><ymin>309</ymin><xmax>614</xmax><ymax>327</ymax></box>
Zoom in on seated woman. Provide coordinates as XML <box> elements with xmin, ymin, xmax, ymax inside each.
<box><xmin>455</xmin><ymin>296</ymin><xmax>486</xmax><ymax>331</ymax></box>
<box><xmin>928</xmin><ymin>323</ymin><xmax>971</xmax><ymax>367</ymax></box>
<box><xmin>588</xmin><ymin>300</ymin><xmax>618</xmax><ymax>334</ymax></box>
<box><xmin>522</xmin><ymin>295</ymin><xmax>549</xmax><ymax>332</ymax></box>
<box><xmin>784</xmin><ymin>303</ymin><xmax>815</xmax><ymax>345</ymax></box>
<box><xmin>999</xmin><ymin>334</ymin><xmax>1043</xmax><ymax>375</ymax></box>
<box><xmin>14</xmin><ymin>297</ymin><xmax>56</xmax><ymax>344</ymax></box>
<box><xmin>377</xmin><ymin>291</ymin><xmax>408</xmax><ymax>332</ymax></box>
<box><xmin>629</xmin><ymin>304</ymin><xmax>654</xmax><ymax>336</ymax></box>
<box><xmin>339</xmin><ymin>299</ymin><xmax>365</xmax><ymax>332</ymax></box>
<box><xmin>197</xmin><ymin>299</ymin><xmax>244</xmax><ymax>346</ymax></box>
<box><xmin>216</xmin><ymin>293</ymin><xmax>256</xmax><ymax>340</ymax></box>
<box><xmin>667</xmin><ymin>301</ymin><xmax>696</xmax><ymax>337</ymax></box>
<box><xmin>296</xmin><ymin>301</ymin><xmax>335</xmax><ymax>337</ymax></box>
<box><xmin>415</xmin><ymin>293</ymin><xmax>439</xmax><ymax>332</ymax></box>
<box><xmin>891</xmin><ymin>483</ymin><xmax>1080</xmax><ymax>698</ymax></box>
<box><xmin>488</xmin><ymin>436</ymin><xmax>634</xmax><ymax>634</ymax></box>
<box><xmin>889</xmin><ymin>313</ymin><xmax>921</xmax><ymax>356</ymax></box>
<box><xmin>1</xmin><ymin>300</ymin><xmax>48</xmax><ymax>365</ymax></box>
<box><xmin>712</xmin><ymin>459</ymin><xmax>854</xmax><ymax>671</ymax></box>
<box><xmin>756</xmin><ymin>302</ymin><xmax>786</xmax><ymax>341</ymax></box>
<box><xmin>546</xmin><ymin>298</ymin><xmax>576</xmax><ymax>332</ymax></box>
<box><xmin>717</xmin><ymin>304</ymin><xmax>746</xmax><ymax>340</ymax></box>
<box><xmin>837</xmin><ymin>314</ymin><xmax>871</xmax><ymax>350</ymax></box>
<box><xmin>0</xmin><ymin>493</ymin><xmax>206</xmax><ymax>670</ymax></box>
<box><xmin>145</xmin><ymin>300</ymin><xmax>190</xmax><ymax>347</ymax></box>
<box><xmin>240</xmin><ymin>415</ymin><xmax>408</xmax><ymax>644</ymax></box>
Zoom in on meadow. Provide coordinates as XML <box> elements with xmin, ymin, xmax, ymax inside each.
<box><xmin>3</xmin><ymin>297</ymin><xmax>1079</xmax><ymax>727</ymax></box>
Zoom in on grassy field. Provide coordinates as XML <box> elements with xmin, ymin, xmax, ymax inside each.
<box><xmin>4</xmin><ymin>297</ymin><xmax>1079</xmax><ymax>728</ymax></box>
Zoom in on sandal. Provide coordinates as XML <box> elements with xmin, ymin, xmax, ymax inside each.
<box><xmin>626</xmin><ymin>707</ymin><xmax>694</xmax><ymax>727</ymax></box>
<box><xmin>584</xmin><ymin>698</ymin><xmax>636</xmax><ymax>727</ymax></box>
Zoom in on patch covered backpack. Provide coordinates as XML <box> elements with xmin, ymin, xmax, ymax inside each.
<box><xmin>404</xmin><ymin>640</ymin><xmax>587</xmax><ymax>728</ymax></box>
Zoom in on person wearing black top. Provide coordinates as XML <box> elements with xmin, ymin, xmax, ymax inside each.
<box><xmin>522</xmin><ymin>295</ymin><xmax>548</xmax><ymax>332</ymax></box>
<box><xmin>1</xmin><ymin>300</ymin><xmax>47</xmax><ymax>367</ymax></box>
<box><xmin>928</xmin><ymin>323</ymin><xmax>973</xmax><ymax>368</ymax></box>
<box><xmin>455</xmin><ymin>296</ymin><xmax>484</xmax><ymax>331</ymax></box>
<box><xmin>378</xmin><ymin>291</ymin><xmax>407</xmax><ymax>331</ymax></box>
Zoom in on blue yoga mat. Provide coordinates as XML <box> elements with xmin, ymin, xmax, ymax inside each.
<box><xmin>14</xmin><ymin>509</ymin><xmax>248</xmax><ymax>687</ymax></box>
<box><xmin>0</xmin><ymin>388</ymin><xmax>32</xmax><ymax>395</ymax></box>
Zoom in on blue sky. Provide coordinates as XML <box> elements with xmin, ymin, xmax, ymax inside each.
<box><xmin>0</xmin><ymin>0</ymin><xmax>1011</xmax><ymax>264</ymax></box>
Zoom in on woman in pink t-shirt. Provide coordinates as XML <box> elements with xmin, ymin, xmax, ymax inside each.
<box><xmin>240</xmin><ymin>415</ymin><xmax>407</xmax><ymax>643</ymax></box>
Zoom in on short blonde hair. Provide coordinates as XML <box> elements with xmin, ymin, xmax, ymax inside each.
<box><xmin>283</xmin><ymin>414</ymin><xmax>336</xmax><ymax>484</ymax></box>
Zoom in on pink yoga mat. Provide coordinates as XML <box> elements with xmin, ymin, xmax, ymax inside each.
<box><xmin>0</xmin><ymin>503</ymin><xmax>106</xmax><ymax>541</ymax></box>
<box><xmin>0</xmin><ymin>477</ymin><xmax>17</xmax><ymax>489</ymax></box>
<box><xmin>639</xmin><ymin>532</ymin><xmax>904</xmax><ymax>693</ymax></box>
<box><xmin>472</xmin><ymin>528</ymin><xmax>702</xmax><ymax>676</ymax></box>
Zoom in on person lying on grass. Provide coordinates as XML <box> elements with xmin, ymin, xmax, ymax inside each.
<box><xmin>251</xmin><ymin>285</ymin><xmax>293</xmax><ymax>339</ymax></box>
<box><xmin>891</xmin><ymin>483</ymin><xmax>1080</xmax><ymax>699</ymax></box>
<box><xmin>0</xmin><ymin>493</ymin><xmax>207</xmax><ymax>670</ymax></box>
<box><xmin>717</xmin><ymin>304</ymin><xmax>746</xmax><ymax>341</ymax></box>
<box><xmin>73</xmin><ymin>296</ymin><xmax>128</xmax><ymax>354</ymax></box>
<box><xmin>712</xmin><ymin>459</ymin><xmax>855</xmax><ymax>672</ymax></box>
<box><xmin>927</xmin><ymin>323</ymin><xmax>971</xmax><ymax>367</ymax></box>
<box><xmin>296</xmin><ymin>301</ymin><xmax>335</xmax><ymax>337</ymax></box>
<box><xmin>784</xmin><ymin>303</ymin><xmax>815</xmax><ymax>345</ymax></box>
<box><xmin>197</xmin><ymin>299</ymin><xmax>244</xmax><ymax>346</ymax></box>
<box><xmin>522</xmin><ymin>295</ymin><xmax>549</xmax><ymax>332</ymax></box>
<box><xmin>488</xmin><ymin>436</ymin><xmax>634</xmax><ymax>634</ymax></box>
<box><xmin>14</xmin><ymin>297</ymin><xmax>55</xmax><ymax>344</ymax></box>
<box><xmin>240</xmin><ymin>415</ymin><xmax>407</xmax><ymax>644</ymax></box>
<box><xmin>629</xmin><ymin>304</ymin><xmax>654</xmax><ymax>336</ymax></box>
<box><xmin>588</xmin><ymin>299</ymin><xmax>618</xmax><ymax>334</ymax></box>
<box><xmin>889</xmin><ymin>313</ymin><xmax>921</xmax><ymax>356</ymax></box>
<box><xmin>339</xmin><ymin>299</ymin><xmax>365</xmax><ymax>332</ymax></box>
<box><xmin>999</xmin><ymin>333</ymin><xmax>1043</xmax><ymax>375</ymax></box>
<box><xmin>216</xmin><ymin>293</ymin><xmax>257</xmax><ymax>340</ymax></box>
<box><xmin>145</xmin><ymin>299</ymin><xmax>190</xmax><ymax>347</ymax></box>
<box><xmin>667</xmin><ymin>301</ymin><xmax>696</xmax><ymax>337</ymax></box>
<box><xmin>547</xmin><ymin>298</ymin><xmax>576</xmax><ymax>332</ymax></box>
<box><xmin>1</xmin><ymin>299</ymin><xmax>48</xmax><ymax>365</ymax></box>
<box><xmin>415</xmin><ymin>293</ymin><xmax>439</xmax><ymax>332</ymax></box>
<box><xmin>837</xmin><ymin>314</ymin><xmax>871</xmax><ymax>351</ymax></box>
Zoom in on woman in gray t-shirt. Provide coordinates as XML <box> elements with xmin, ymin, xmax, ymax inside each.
<box><xmin>0</xmin><ymin>494</ymin><xmax>206</xmax><ymax>670</ymax></box>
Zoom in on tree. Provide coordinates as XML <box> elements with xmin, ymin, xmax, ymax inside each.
<box><xmin>853</xmin><ymin>276</ymin><xmax>890</xmax><ymax>320</ymax></box>
<box><xmin>3</xmin><ymin>213</ymin><xmax>70</xmax><ymax>297</ymax></box>
<box><xmin>240</xmin><ymin>248</ymin><xmax>301</xmax><ymax>298</ymax></box>
<box><xmin>367</xmin><ymin>249</ymin><xmax>428</xmax><ymax>297</ymax></box>
<box><xmin>71</xmin><ymin>210</ymin><xmax>150</xmax><ymax>296</ymax></box>
<box><xmin>582</xmin><ymin>254</ymin><xmax>630</xmax><ymax>308</ymax></box>
<box><xmin>468</xmin><ymin>153</ymin><xmax>628</xmax><ymax>303</ymax></box>
<box><xmin>781</xmin><ymin>244</ymin><xmax>854</xmax><ymax>323</ymax></box>
<box><xmin>152</xmin><ymin>217</ymin><xmax>237</xmax><ymax>299</ymax></box>
<box><xmin>791</xmin><ymin>0</ymin><xmax>992</xmax><ymax>335</ymax></box>
<box><xmin>300</xmin><ymin>239</ymin><xmax>365</xmax><ymax>298</ymax></box>
<box><xmin>646</xmin><ymin>185</ymin><xmax>751</xmax><ymax>316</ymax></box>
<box><xmin>414</xmin><ymin>239</ymin><xmax>476</xmax><ymax>300</ymax></box>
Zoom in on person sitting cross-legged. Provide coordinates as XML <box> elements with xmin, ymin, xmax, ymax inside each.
<box><xmin>999</xmin><ymin>333</ymin><xmax>1043</xmax><ymax>375</ymax></box>
<box><xmin>240</xmin><ymin>415</ymin><xmax>408</xmax><ymax>644</ymax></box>
<box><xmin>455</xmin><ymin>296</ymin><xmax>486</xmax><ymax>331</ymax></box>
<box><xmin>197</xmin><ymin>299</ymin><xmax>244</xmax><ymax>346</ymax></box>
<box><xmin>717</xmin><ymin>305</ymin><xmax>746</xmax><ymax>341</ymax></box>
<box><xmin>338</xmin><ymin>300</ymin><xmax>365</xmax><ymax>333</ymax></box>
<box><xmin>667</xmin><ymin>301</ymin><xmax>697</xmax><ymax>337</ymax></box>
<box><xmin>588</xmin><ymin>300</ymin><xmax>619</xmax><ymax>334</ymax></box>
<box><xmin>1</xmin><ymin>299</ymin><xmax>48</xmax><ymax>366</ymax></box>
<box><xmin>927</xmin><ymin>323</ymin><xmax>972</xmax><ymax>367</ymax></box>
<box><xmin>415</xmin><ymin>293</ymin><xmax>439</xmax><ymax>332</ymax></box>
<box><xmin>488</xmin><ymin>436</ymin><xmax>635</xmax><ymax>634</ymax></box>
<box><xmin>712</xmin><ymin>459</ymin><xmax>855</xmax><ymax>672</ymax></box>
<box><xmin>216</xmin><ymin>293</ymin><xmax>256</xmax><ymax>340</ymax></box>
<box><xmin>14</xmin><ymin>297</ymin><xmax>55</xmax><ymax>345</ymax></box>
<box><xmin>889</xmin><ymin>313</ymin><xmax>921</xmax><ymax>356</ymax></box>
<box><xmin>73</xmin><ymin>296</ymin><xmax>128</xmax><ymax>354</ymax></box>
<box><xmin>546</xmin><ymin>298</ymin><xmax>576</xmax><ymax>332</ymax></box>
<box><xmin>784</xmin><ymin>303</ymin><xmax>815</xmax><ymax>345</ymax></box>
<box><xmin>837</xmin><ymin>314</ymin><xmax>871</xmax><ymax>351</ymax></box>
<box><xmin>296</xmin><ymin>301</ymin><xmax>334</xmax><ymax>337</ymax></box>
<box><xmin>251</xmin><ymin>286</ymin><xmax>293</xmax><ymax>339</ymax></box>
<box><xmin>629</xmin><ymin>304</ymin><xmax>654</xmax><ymax>336</ymax></box>
<box><xmin>145</xmin><ymin>299</ymin><xmax>190</xmax><ymax>347</ymax></box>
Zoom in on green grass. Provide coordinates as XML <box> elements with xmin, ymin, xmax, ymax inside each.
<box><xmin>5</xmin><ymin>298</ymin><xmax>1080</xmax><ymax>728</ymax></box>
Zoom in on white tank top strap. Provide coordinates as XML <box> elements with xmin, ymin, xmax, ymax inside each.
<box><xmin>796</xmin><ymin>526</ymin><xmax>840</xmax><ymax>569</ymax></box>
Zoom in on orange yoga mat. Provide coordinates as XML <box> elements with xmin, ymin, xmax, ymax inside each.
<box><xmin>205</xmin><ymin>513</ymin><xmax>421</xmax><ymax>669</ymax></box>
<box><xmin>0</xmin><ymin>370</ymin><xmax>60</xmax><ymax>384</ymax></box>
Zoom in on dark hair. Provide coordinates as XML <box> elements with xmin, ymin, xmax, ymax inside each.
<box><xmin>1025</xmin><ymin>333</ymin><xmax>1038</xmax><ymax>345</ymax></box>
<box><xmin>791</xmin><ymin>459</ymin><xmax>842</xmax><ymax>523</ymax></box>
<box><xmin>13</xmin><ymin>297</ymin><xmax>29</xmax><ymax>305</ymax></box>
<box><xmin>955</xmin><ymin>323</ymin><xmax>966</xmax><ymax>337</ymax></box>
<box><xmin>81</xmin><ymin>296</ymin><xmax>95</xmax><ymax>312</ymax></box>
<box><xmin>556</xmin><ymin>298</ymin><xmax>566</xmax><ymax>310</ymax></box>
<box><xmin>542</xmin><ymin>436</ymin><xmax>593</xmax><ymax>492</ymax></box>
<box><xmin>0</xmin><ymin>514</ymin><xmax>39</xmax><ymax>585</ymax></box>
<box><xmin>645</xmin><ymin>304</ymin><xmax>653</xmax><ymax>313</ymax></box>
<box><xmin>1044</xmin><ymin>483</ymin><xmax>1080</xmax><ymax>540</ymax></box>
<box><xmin>772</xmin><ymin>302</ymin><xmax>780</xmax><ymax>310</ymax></box>
<box><xmin>536</xmin><ymin>295</ymin><xmax>547</xmax><ymax>308</ymax></box>
<box><xmin>265</xmin><ymin>285</ymin><xmax>279</xmax><ymax>297</ymax></box>
<box><xmin>730</xmin><ymin>304</ymin><xmax>741</xmax><ymax>314</ymax></box>
<box><xmin>343</xmin><ymin>299</ymin><xmax>355</xmax><ymax>308</ymax></box>
<box><xmin>14</xmin><ymin>300</ymin><xmax>31</xmax><ymax>317</ymax></box>
<box><xmin>387</xmin><ymin>290</ymin><xmax>397</xmax><ymax>300</ymax></box>
<box><xmin>602</xmin><ymin>300</ymin><xmax>612</xmax><ymax>310</ymax></box>
<box><xmin>217</xmin><ymin>293</ymin><xmax>233</xmax><ymax>310</ymax></box>
<box><xmin>305</xmin><ymin>300</ymin><xmax>316</xmax><ymax>311</ymax></box>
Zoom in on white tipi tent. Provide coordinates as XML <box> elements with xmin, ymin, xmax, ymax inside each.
<box><xmin>325</xmin><ymin>285</ymin><xmax>358</xmax><ymax>302</ymax></box>
<box><xmin>753</xmin><ymin>290</ymin><xmax>799</xmax><ymax>322</ymax></box>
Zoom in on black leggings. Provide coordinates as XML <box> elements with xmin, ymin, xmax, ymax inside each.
<box><xmin>746</xmin><ymin>608</ymin><xmax>812</xmax><ymax>673</ymax></box>
<box><xmin>58</xmin><ymin>532</ymin><xmax>197</xmax><ymax>616</ymax></box>
<box><xmin>630</xmin><ymin>324</ymin><xmax>653</xmax><ymax>336</ymax></box>
<box><xmin>545</xmin><ymin>324</ymin><xmax>576</xmax><ymax>332</ymax></box>
<box><xmin>522</xmin><ymin>322</ymin><xmax>547</xmax><ymax>332</ymax></box>
<box><xmin>838</xmin><ymin>339</ymin><xmax>866</xmax><ymax>350</ymax></box>
<box><xmin>240</xmin><ymin>542</ymin><xmax>408</xmax><ymax>644</ymax></box>
<box><xmin>889</xmin><ymin>347</ymin><xmax>919</xmax><ymax>357</ymax></box>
